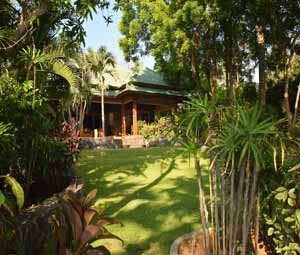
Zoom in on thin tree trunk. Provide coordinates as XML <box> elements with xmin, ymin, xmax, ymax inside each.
<box><xmin>195</xmin><ymin>157</ymin><xmax>210</xmax><ymax>255</ymax></box>
<box><xmin>32</xmin><ymin>64</ymin><xmax>36</xmax><ymax>107</ymax></box>
<box><xmin>284</xmin><ymin>31</ymin><xmax>300</xmax><ymax>126</ymax></box>
<box><xmin>191</xmin><ymin>24</ymin><xmax>204</xmax><ymax>95</ymax></box>
<box><xmin>101</xmin><ymin>85</ymin><xmax>105</xmax><ymax>137</ymax></box>
<box><xmin>293</xmin><ymin>83</ymin><xmax>300</xmax><ymax>126</ymax></box>
<box><xmin>284</xmin><ymin>61</ymin><xmax>293</xmax><ymax>125</ymax></box>
<box><xmin>79</xmin><ymin>100</ymin><xmax>87</xmax><ymax>131</ymax></box>
<box><xmin>256</xmin><ymin>25</ymin><xmax>266</xmax><ymax>107</ymax></box>
<box><xmin>225</xmin><ymin>22</ymin><xmax>235</xmax><ymax>105</ymax></box>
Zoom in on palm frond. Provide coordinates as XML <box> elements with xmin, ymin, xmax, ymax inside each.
<box><xmin>52</xmin><ymin>61</ymin><xmax>77</xmax><ymax>90</ymax></box>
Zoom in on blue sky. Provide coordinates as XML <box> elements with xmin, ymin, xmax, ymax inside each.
<box><xmin>83</xmin><ymin>10</ymin><xmax>155</xmax><ymax>69</ymax></box>
<box><xmin>83</xmin><ymin>9</ymin><xmax>259</xmax><ymax>82</ymax></box>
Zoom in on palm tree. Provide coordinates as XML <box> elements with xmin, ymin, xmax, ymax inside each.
<box><xmin>18</xmin><ymin>44</ymin><xmax>76</xmax><ymax>106</ymax></box>
<box><xmin>86</xmin><ymin>46</ymin><xmax>115</xmax><ymax>137</ymax></box>
<box><xmin>67</xmin><ymin>50</ymin><xmax>93</xmax><ymax>130</ymax></box>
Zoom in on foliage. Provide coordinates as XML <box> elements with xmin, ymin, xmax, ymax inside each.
<box><xmin>178</xmin><ymin>95</ymin><xmax>213</xmax><ymax>142</ymax></box>
<box><xmin>0</xmin><ymin>176</ymin><xmax>25</xmax><ymax>254</ymax></box>
<box><xmin>0</xmin><ymin>175</ymin><xmax>24</xmax><ymax>215</ymax></box>
<box><xmin>138</xmin><ymin>117</ymin><xmax>175</xmax><ymax>142</ymax></box>
<box><xmin>55</xmin><ymin>119</ymin><xmax>81</xmax><ymax>160</ymax></box>
<box><xmin>265</xmin><ymin>176</ymin><xmax>300</xmax><ymax>255</ymax></box>
<box><xmin>213</xmin><ymin>104</ymin><xmax>278</xmax><ymax>170</ymax></box>
<box><xmin>52</xmin><ymin>189</ymin><xmax>123</xmax><ymax>255</ymax></box>
<box><xmin>0</xmin><ymin>73</ymin><xmax>76</xmax><ymax>204</ymax></box>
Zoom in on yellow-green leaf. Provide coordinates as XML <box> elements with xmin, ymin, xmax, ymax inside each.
<box><xmin>268</xmin><ymin>227</ymin><xmax>274</xmax><ymax>236</ymax></box>
<box><xmin>0</xmin><ymin>190</ymin><xmax>5</xmax><ymax>206</ymax></box>
<box><xmin>0</xmin><ymin>176</ymin><xmax>24</xmax><ymax>209</ymax></box>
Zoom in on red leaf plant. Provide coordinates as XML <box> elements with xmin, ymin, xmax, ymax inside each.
<box><xmin>51</xmin><ymin>189</ymin><xmax>123</xmax><ymax>255</ymax></box>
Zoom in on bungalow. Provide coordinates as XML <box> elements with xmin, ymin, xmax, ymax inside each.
<box><xmin>80</xmin><ymin>66</ymin><xmax>184</xmax><ymax>139</ymax></box>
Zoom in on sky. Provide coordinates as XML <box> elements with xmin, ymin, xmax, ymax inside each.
<box><xmin>83</xmin><ymin>9</ymin><xmax>259</xmax><ymax>83</ymax></box>
<box><xmin>83</xmin><ymin>10</ymin><xmax>155</xmax><ymax>69</ymax></box>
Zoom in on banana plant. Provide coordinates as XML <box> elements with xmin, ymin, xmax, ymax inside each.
<box><xmin>52</xmin><ymin>189</ymin><xmax>123</xmax><ymax>255</ymax></box>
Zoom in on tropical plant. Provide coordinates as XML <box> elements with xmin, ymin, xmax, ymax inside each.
<box><xmin>52</xmin><ymin>189</ymin><xmax>123</xmax><ymax>255</ymax></box>
<box><xmin>67</xmin><ymin>51</ymin><xmax>93</xmax><ymax>130</ymax></box>
<box><xmin>86</xmin><ymin>47</ymin><xmax>115</xmax><ymax>137</ymax></box>
<box><xmin>18</xmin><ymin>45</ymin><xmax>77</xmax><ymax>105</ymax></box>
<box><xmin>178</xmin><ymin>95</ymin><xmax>214</xmax><ymax>254</ymax></box>
<box><xmin>265</xmin><ymin>184</ymin><xmax>300</xmax><ymax>255</ymax></box>
<box><xmin>210</xmin><ymin>104</ymin><xmax>281</xmax><ymax>255</ymax></box>
<box><xmin>0</xmin><ymin>175</ymin><xmax>24</xmax><ymax>214</ymax></box>
<box><xmin>0</xmin><ymin>175</ymin><xmax>24</xmax><ymax>254</ymax></box>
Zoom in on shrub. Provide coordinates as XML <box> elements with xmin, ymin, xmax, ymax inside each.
<box><xmin>0</xmin><ymin>72</ymin><xmax>78</xmax><ymax>204</ymax></box>
<box><xmin>138</xmin><ymin>117</ymin><xmax>175</xmax><ymax>141</ymax></box>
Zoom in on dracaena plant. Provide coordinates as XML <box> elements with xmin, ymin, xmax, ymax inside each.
<box><xmin>52</xmin><ymin>189</ymin><xmax>123</xmax><ymax>255</ymax></box>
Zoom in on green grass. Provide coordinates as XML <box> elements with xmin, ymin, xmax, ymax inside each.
<box><xmin>76</xmin><ymin>147</ymin><xmax>209</xmax><ymax>255</ymax></box>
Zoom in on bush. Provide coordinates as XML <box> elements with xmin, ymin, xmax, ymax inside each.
<box><xmin>138</xmin><ymin>116</ymin><xmax>175</xmax><ymax>142</ymax></box>
<box><xmin>0</xmin><ymin>73</ymin><xmax>77</xmax><ymax>204</ymax></box>
<box><xmin>264</xmin><ymin>167</ymin><xmax>300</xmax><ymax>255</ymax></box>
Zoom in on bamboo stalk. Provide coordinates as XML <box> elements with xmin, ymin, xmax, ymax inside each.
<box><xmin>232</xmin><ymin>162</ymin><xmax>246</xmax><ymax>254</ymax></box>
<box><xmin>241</xmin><ymin>159</ymin><xmax>251</xmax><ymax>255</ymax></box>
<box><xmin>195</xmin><ymin>157</ymin><xmax>210</xmax><ymax>255</ymax></box>
<box><xmin>255</xmin><ymin>196</ymin><xmax>260</xmax><ymax>255</ymax></box>
<box><xmin>228</xmin><ymin>157</ymin><xmax>236</xmax><ymax>255</ymax></box>
<box><xmin>209</xmin><ymin>164</ymin><xmax>216</xmax><ymax>255</ymax></box>
<box><xmin>213</xmin><ymin>164</ymin><xmax>221</xmax><ymax>254</ymax></box>
<box><xmin>221</xmin><ymin>175</ymin><xmax>226</xmax><ymax>255</ymax></box>
<box><xmin>246</xmin><ymin>168</ymin><xmax>259</xmax><ymax>228</ymax></box>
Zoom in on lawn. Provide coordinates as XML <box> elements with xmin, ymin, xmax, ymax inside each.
<box><xmin>76</xmin><ymin>147</ymin><xmax>209</xmax><ymax>255</ymax></box>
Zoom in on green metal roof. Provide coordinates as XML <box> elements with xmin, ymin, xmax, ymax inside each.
<box><xmin>91</xmin><ymin>84</ymin><xmax>183</xmax><ymax>97</ymax></box>
<box><xmin>124</xmin><ymin>67</ymin><xmax>171</xmax><ymax>87</ymax></box>
<box><xmin>90</xmin><ymin>66</ymin><xmax>183</xmax><ymax>98</ymax></box>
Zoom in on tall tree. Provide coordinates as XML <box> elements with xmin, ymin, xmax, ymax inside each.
<box><xmin>87</xmin><ymin>47</ymin><xmax>115</xmax><ymax>137</ymax></box>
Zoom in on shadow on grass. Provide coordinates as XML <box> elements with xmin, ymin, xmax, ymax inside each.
<box><xmin>118</xmin><ymin>177</ymin><xmax>200</xmax><ymax>254</ymax></box>
<box><xmin>76</xmin><ymin>148</ymin><xmax>206</xmax><ymax>255</ymax></box>
<box><xmin>104</xmin><ymin>158</ymin><xmax>176</xmax><ymax>216</ymax></box>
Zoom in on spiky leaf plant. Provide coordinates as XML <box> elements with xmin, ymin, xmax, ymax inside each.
<box><xmin>211</xmin><ymin>104</ymin><xmax>281</xmax><ymax>255</ymax></box>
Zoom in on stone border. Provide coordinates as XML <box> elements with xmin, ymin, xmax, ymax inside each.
<box><xmin>170</xmin><ymin>230</ymin><xmax>201</xmax><ymax>255</ymax></box>
<box><xmin>170</xmin><ymin>228</ymin><xmax>214</xmax><ymax>255</ymax></box>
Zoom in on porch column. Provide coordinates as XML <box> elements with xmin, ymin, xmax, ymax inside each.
<box><xmin>132</xmin><ymin>100</ymin><xmax>138</xmax><ymax>135</ymax></box>
<box><xmin>121</xmin><ymin>104</ymin><xmax>126</xmax><ymax>136</ymax></box>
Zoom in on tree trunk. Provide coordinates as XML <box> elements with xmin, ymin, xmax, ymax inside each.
<box><xmin>284</xmin><ymin>31</ymin><xmax>300</xmax><ymax>126</ymax></box>
<box><xmin>101</xmin><ymin>85</ymin><xmax>105</xmax><ymax>137</ymax></box>
<box><xmin>79</xmin><ymin>100</ymin><xmax>87</xmax><ymax>131</ymax></box>
<box><xmin>284</xmin><ymin>62</ymin><xmax>293</xmax><ymax>125</ymax></box>
<box><xmin>256</xmin><ymin>25</ymin><xmax>267</xmax><ymax>107</ymax></box>
<box><xmin>192</xmin><ymin>24</ymin><xmax>204</xmax><ymax>95</ymax></box>
<box><xmin>32</xmin><ymin>64</ymin><xmax>36</xmax><ymax>107</ymax></box>
<box><xmin>225</xmin><ymin>22</ymin><xmax>235</xmax><ymax>105</ymax></box>
<box><xmin>293</xmin><ymin>83</ymin><xmax>300</xmax><ymax>126</ymax></box>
